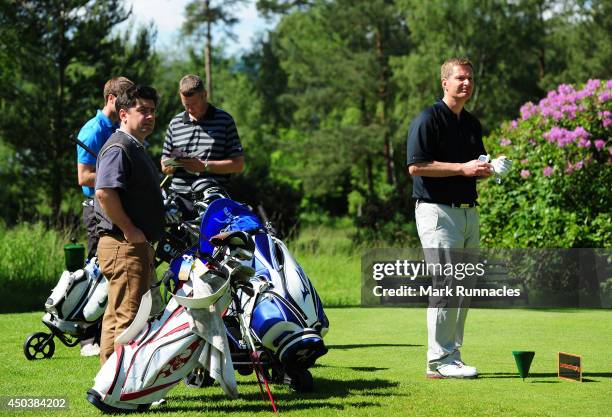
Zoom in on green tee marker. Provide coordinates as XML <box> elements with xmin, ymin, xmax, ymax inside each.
<box><xmin>64</xmin><ymin>243</ymin><xmax>85</xmax><ymax>272</ymax></box>
<box><xmin>512</xmin><ymin>351</ymin><xmax>535</xmax><ymax>380</ymax></box>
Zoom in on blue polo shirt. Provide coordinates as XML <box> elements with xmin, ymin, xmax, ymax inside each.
<box><xmin>76</xmin><ymin>110</ymin><xmax>118</xmax><ymax>197</ymax></box>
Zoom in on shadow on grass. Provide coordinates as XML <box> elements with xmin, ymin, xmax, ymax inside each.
<box><xmin>314</xmin><ymin>364</ymin><xmax>389</xmax><ymax>372</ymax></box>
<box><xmin>480</xmin><ymin>372</ymin><xmax>610</xmax><ymax>382</ymax></box>
<box><xmin>161</xmin><ymin>377</ymin><xmax>402</xmax><ymax>413</ymax></box>
<box><xmin>328</xmin><ymin>343</ymin><xmax>423</xmax><ymax>349</ymax></box>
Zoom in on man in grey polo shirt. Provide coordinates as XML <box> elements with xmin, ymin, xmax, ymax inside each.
<box><xmin>407</xmin><ymin>57</ymin><xmax>492</xmax><ymax>379</ymax></box>
<box><xmin>161</xmin><ymin>74</ymin><xmax>244</xmax><ymax>218</ymax></box>
<box><xmin>95</xmin><ymin>85</ymin><xmax>164</xmax><ymax>364</ymax></box>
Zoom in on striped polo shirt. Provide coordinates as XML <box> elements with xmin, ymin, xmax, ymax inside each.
<box><xmin>162</xmin><ymin>105</ymin><xmax>243</xmax><ymax>194</ymax></box>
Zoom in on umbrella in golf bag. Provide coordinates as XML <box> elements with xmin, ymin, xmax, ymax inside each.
<box><xmin>23</xmin><ymin>257</ymin><xmax>107</xmax><ymax>360</ymax></box>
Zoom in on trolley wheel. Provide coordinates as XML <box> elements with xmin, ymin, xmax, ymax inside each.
<box><xmin>23</xmin><ymin>332</ymin><xmax>55</xmax><ymax>360</ymax></box>
<box><xmin>183</xmin><ymin>367</ymin><xmax>215</xmax><ymax>388</ymax></box>
<box><xmin>286</xmin><ymin>368</ymin><xmax>313</xmax><ymax>393</ymax></box>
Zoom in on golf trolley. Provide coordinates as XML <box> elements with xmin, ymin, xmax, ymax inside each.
<box><xmin>23</xmin><ymin>258</ymin><xmax>106</xmax><ymax>360</ymax></box>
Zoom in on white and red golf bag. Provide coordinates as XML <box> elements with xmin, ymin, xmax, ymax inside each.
<box><xmin>87</xmin><ymin>257</ymin><xmax>238</xmax><ymax>413</ymax></box>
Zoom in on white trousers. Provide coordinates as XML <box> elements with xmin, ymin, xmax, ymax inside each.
<box><xmin>414</xmin><ymin>201</ymin><xmax>479</xmax><ymax>371</ymax></box>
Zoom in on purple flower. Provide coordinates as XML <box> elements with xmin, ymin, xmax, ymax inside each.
<box><xmin>500</xmin><ymin>138</ymin><xmax>512</xmax><ymax>146</ymax></box>
<box><xmin>609</xmin><ymin>146</ymin><xmax>612</xmax><ymax>156</ymax></box>
<box><xmin>599</xmin><ymin>91</ymin><xmax>611</xmax><ymax>102</ymax></box>
<box><xmin>520</xmin><ymin>102</ymin><xmax>538</xmax><ymax>120</ymax></box>
<box><xmin>558</xmin><ymin>84</ymin><xmax>574</xmax><ymax>95</ymax></box>
<box><xmin>543</xmin><ymin>166</ymin><xmax>554</xmax><ymax>177</ymax></box>
<box><xmin>575</xmin><ymin>160</ymin><xmax>584</xmax><ymax>170</ymax></box>
<box><xmin>529</xmin><ymin>139</ymin><xmax>536</xmax><ymax>145</ymax></box>
<box><xmin>604</xmin><ymin>119</ymin><xmax>612</xmax><ymax>128</ymax></box>
<box><xmin>594</xmin><ymin>140</ymin><xmax>605</xmax><ymax>150</ymax></box>
<box><xmin>565</xmin><ymin>162</ymin><xmax>574</xmax><ymax>175</ymax></box>
<box><xmin>520</xmin><ymin>169</ymin><xmax>530</xmax><ymax>178</ymax></box>
<box><xmin>510</xmin><ymin>120</ymin><xmax>518</xmax><ymax>129</ymax></box>
<box><xmin>520</xmin><ymin>159</ymin><xmax>528</xmax><ymax>165</ymax></box>
<box><xmin>577</xmin><ymin>138</ymin><xmax>591</xmax><ymax>148</ymax></box>
<box><xmin>607</xmin><ymin>80</ymin><xmax>612</xmax><ymax>90</ymax></box>
<box><xmin>573</xmin><ymin>126</ymin><xmax>589</xmax><ymax>140</ymax></box>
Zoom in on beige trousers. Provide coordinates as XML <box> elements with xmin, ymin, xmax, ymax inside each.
<box><xmin>415</xmin><ymin>201</ymin><xmax>479</xmax><ymax>371</ymax></box>
<box><xmin>97</xmin><ymin>235</ymin><xmax>155</xmax><ymax>365</ymax></box>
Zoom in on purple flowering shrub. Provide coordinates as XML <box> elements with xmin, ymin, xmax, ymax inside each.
<box><xmin>480</xmin><ymin>79</ymin><xmax>611</xmax><ymax>247</ymax></box>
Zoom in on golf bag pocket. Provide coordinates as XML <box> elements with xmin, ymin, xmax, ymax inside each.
<box><xmin>45</xmin><ymin>257</ymin><xmax>107</xmax><ymax>322</ymax></box>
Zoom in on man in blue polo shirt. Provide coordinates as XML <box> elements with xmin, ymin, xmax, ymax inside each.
<box><xmin>77</xmin><ymin>77</ymin><xmax>134</xmax><ymax>260</ymax></box>
<box><xmin>75</xmin><ymin>76</ymin><xmax>133</xmax><ymax>357</ymax></box>
<box><xmin>407</xmin><ymin>58</ymin><xmax>492</xmax><ymax>379</ymax></box>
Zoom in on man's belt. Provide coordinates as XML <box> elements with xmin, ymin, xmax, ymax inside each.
<box><xmin>417</xmin><ymin>199</ymin><xmax>476</xmax><ymax>208</ymax></box>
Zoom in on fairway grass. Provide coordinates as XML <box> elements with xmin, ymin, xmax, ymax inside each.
<box><xmin>1</xmin><ymin>308</ymin><xmax>610</xmax><ymax>417</ymax></box>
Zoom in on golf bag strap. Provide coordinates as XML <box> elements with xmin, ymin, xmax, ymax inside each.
<box><xmin>173</xmin><ymin>270</ymin><xmax>231</xmax><ymax>309</ymax></box>
<box><xmin>115</xmin><ymin>290</ymin><xmax>152</xmax><ymax>345</ymax></box>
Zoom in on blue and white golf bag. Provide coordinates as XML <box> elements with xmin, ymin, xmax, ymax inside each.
<box><xmin>197</xmin><ymin>198</ymin><xmax>329</xmax><ymax>371</ymax></box>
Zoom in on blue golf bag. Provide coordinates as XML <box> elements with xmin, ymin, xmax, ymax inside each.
<box><xmin>170</xmin><ymin>197</ymin><xmax>329</xmax><ymax>390</ymax></box>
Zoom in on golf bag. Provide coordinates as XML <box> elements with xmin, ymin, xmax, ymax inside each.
<box><xmin>197</xmin><ymin>198</ymin><xmax>329</xmax><ymax>386</ymax></box>
<box><xmin>23</xmin><ymin>257</ymin><xmax>107</xmax><ymax>360</ymax></box>
<box><xmin>88</xmin><ymin>257</ymin><xmax>238</xmax><ymax>413</ymax></box>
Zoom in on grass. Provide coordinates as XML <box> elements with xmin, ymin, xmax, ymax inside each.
<box><xmin>1</xmin><ymin>308</ymin><xmax>611</xmax><ymax>416</ymax></box>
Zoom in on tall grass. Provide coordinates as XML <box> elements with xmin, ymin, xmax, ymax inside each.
<box><xmin>287</xmin><ymin>220</ymin><xmax>365</xmax><ymax>307</ymax></box>
<box><xmin>0</xmin><ymin>219</ymin><xmax>373</xmax><ymax>312</ymax></box>
<box><xmin>0</xmin><ymin>222</ymin><xmax>69</xmax><ymax>312</ymax></box>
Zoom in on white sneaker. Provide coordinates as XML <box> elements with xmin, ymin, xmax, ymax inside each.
<box><xmin>80</xmin><ymin>343</ymin><xmax>100</xmax><ymax>357</ymax></box>
<box><xmin>427</xmin><ymin>360</ymin><xmax>478</xmax><ymax>379</ymax></box>
<box><xmin>150</xmin><ymin>398</ymin><xmax>167</xmax><ymax>408</ymax></box>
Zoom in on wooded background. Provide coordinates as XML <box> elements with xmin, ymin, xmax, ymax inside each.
<box><xmin>1</xmin><ymin>0</ymin><xmax>610</xmax><ymax>245</ymax></box>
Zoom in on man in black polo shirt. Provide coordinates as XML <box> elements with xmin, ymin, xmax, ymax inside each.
<box><xmin>94</xmin><ymin>85</ymin><xmax>164</xmax><ymax>365</ymax></box>
<box><xmin>407</xmin><ymin>57</ymin><xmax>492</xmax><ymax>379</ymax></box>
<box><xmin>161</xmin><ymin>74</ymin><xmax>244</xmax><ymax>218</ymax></box>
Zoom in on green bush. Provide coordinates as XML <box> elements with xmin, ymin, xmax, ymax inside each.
<box><xmin>480</xmin><ymin>79</ymin><xmax>612</xmax><ymax>248</ymax></box>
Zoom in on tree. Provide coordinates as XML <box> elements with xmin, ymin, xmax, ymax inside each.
<box><xmin>0</xmin><ymin>0</ymin><xmax>157</xmax><ymax>225</ymax></box>
<box><xmin>181</xmin><ymin>0</ymin><xmax>247</xmax><ymax>102</ymax></box>
<box><xmin>267</xmin><ymin>0</ymin><xmax>409</xmax><ymax>202</ymax></box>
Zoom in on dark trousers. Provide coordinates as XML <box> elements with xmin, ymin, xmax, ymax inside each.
<box><xmin>82</xmin><ymin>200</ymin><xmax>99</xmax><ymax>260</ymax></box>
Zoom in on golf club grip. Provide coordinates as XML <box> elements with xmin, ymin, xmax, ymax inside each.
<box><xmin>70</xmin><ymin>134</ymin><xmax>97</xmax><ymax>158</ymax></box>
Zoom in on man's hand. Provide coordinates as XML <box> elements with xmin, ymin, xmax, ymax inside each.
<box><xmin>462</xmin><ymin>159</ymin><xmax>493</xmax><ymax>177</ymax></box>
<box><xmin>160</xmin><ymin>159</ymin><xmax>176</xmax><ymax>175</ymax></box>
<box><xmin>96</xmin><ymin>188</ymin><xmax>146</xmax><ymax>243</ymax></box>
<box><xmin>123</xmin><ymin>226</ymin><xmax>147</xmax><ymax>244</ymax></box>
<box><xmin>178</xmin><ymin>157</ymin><xmax>206</xmax><ymax>173</ymax></box>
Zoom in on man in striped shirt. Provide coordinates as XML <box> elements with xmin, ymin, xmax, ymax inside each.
<box><xmin>161</xmin><ymin>74</ymin><xmax>244</xmax><ymax>218</ymax></box>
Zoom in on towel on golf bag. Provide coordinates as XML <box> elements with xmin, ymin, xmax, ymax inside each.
<box><xmin>89</xmin><ymin>261</ymin><xmax>236</xmax><ymax>412</ymax></box>
<box><xmin>189</xmin><ymin>272</ymin><xmax>237</xmax><ymax>398</ymax></box>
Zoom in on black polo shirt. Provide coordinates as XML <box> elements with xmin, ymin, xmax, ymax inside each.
<box><xmin>406</xmin><ymin>100</ymin><xmax>486</xmax><ymax>204</ymax></box>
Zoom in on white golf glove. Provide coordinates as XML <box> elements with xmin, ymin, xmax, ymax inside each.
<box><xmin>490</xmin><ymin>156</ymin><xmax>513</xmax><ymax>176</ymax></box>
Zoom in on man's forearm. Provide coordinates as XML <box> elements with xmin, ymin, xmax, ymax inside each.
<box><xmin>95</xmin><ymin>188</ymin><xmax>135</xmax><ymax>233</ymax></box>
<box><xmin>77</xmin><ymin>163</ymin><xmax>96</xmax><ymax>187</ymax></box>
<box><xmin>408</xmin><ymin>161</ymin><xmax>464</xmax><ymax>177</ymax></box>
<box><xmin>207</xmin><ymin>156</ymin><xmax>244</xmax><ymax>174</ymax></box>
